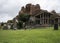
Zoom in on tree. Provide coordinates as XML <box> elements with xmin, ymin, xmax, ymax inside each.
<box><xmin>18</xmin><ymin>14</ymin><xmax>30</xmax><ymax>22</ymax></box>
<box><xmin>1</xmin><ymin>22</ymin><xmax>4</xmax><ymax>26</ymax></box>
<box><xmin>18</xmin><ymin>14</ymin><xmax>30</xmax><ymax>29</ymax></box>
<box><xmin>17</xmin><ymin>21</ymin><xmax>23</xmax><ymax>29</ymax></box>
<box><xmin>51</xmin><ymin>10</ymin><xmax>56</xmax><ymax>14</ymax></box>
<box><xmin>7</xmin><ymin>20</ymin><xmax>13</xmax><ymax>23</ymax></box>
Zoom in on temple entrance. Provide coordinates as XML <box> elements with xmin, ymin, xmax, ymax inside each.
<box><xmin>35</xmin><ymin>12</ymin><xmax>51</xmax><ymax>26</ymax></box>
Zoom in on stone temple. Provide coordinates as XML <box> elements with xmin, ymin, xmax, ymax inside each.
<box><xmin>16</xmin><ymin>3</ymin><xmax>60</xmax><ymax>27</ymax></box>
<box><xmin>2</xmin><ymin>3</ymin><xmax>60</xmax><ymax>29</ymax></box>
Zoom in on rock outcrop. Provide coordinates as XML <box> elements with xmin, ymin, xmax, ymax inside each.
<box><xmin>19</xmin><ymin>3</ymin><xmax>40</xmax><ymax>15</ymax></box>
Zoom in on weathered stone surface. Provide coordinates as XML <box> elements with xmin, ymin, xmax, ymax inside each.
<box><xmin>19</xmin><ymin>3</ymin><xmax>40</xmax><ymax>15</ymax></box>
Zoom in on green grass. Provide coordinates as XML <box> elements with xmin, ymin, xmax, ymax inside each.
<box><xmin>0</xmin><ymin>27</ymin><xmax>60</xmax><ymax>43</ymax></box>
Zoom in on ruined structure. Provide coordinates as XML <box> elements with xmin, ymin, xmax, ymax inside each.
<box><xmin>18</xmin><ymin>4</ymin><xmax>60</xmax><ymax>27</ymax></box>
<box><xmin>19</xmin><ymin>4</ymin><xmax>40</xmax><ymax>15</ymax></box>
<box><xmin>6</xmin><ymin>3</ymin><xmax>60</xmax><ymax>29</ymax></box>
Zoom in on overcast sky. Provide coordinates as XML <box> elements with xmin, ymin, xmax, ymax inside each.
<box><xmin>0</xmin><ymin>0</ymin><xmax>60</xmax><ymax>22</ymax></box>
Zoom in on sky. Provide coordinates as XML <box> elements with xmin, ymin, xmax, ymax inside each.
<box><xmin>0</xmin><ymin>0</ymin><xmax>60</xmax><ymax>22</ymax></box>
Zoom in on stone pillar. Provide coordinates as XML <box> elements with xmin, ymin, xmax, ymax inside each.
<box><xmin>44</xmin><ymin>19</ymin><xmax>46</xmax><ymax>24</ymax></box>
<box><xmin>47</xmin><ymin>14</ymin><xmax>49</xmax><ymax>24</ymax></box>
<box><xmin>40</xmin><ymin>15</ymin><xmax>41</xmax><ymax>24</ymax></box>
<box><xmin>48</xmin><ymin>18</ymin><xmax>49</xmax><ymax>24</ymax></box>
<box><xmin>45</xmin><ymin>14</ymin><xmax>47</xmax><ymax>24</ymax></box>
<box><xmin>44</xmin><ymin>14</ymin><xmax>46</xmax><ymax>24</ymax></box>
<box><xmin>43</xmin><ymin>13</ymin><xmax>44</xmax><ymax>24</ymax></box>
<box><xmin>40</xmin><ymin>14</ymin><xmax>42</xmax><ymax>24</ymax></box>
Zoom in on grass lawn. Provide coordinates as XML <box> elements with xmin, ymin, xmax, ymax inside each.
<box><xmin>0</xmin><ymin>27</ymin><xmax>60</xmax><ymax>43</ymax></box>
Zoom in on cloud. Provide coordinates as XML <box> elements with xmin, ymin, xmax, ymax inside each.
<box><xmin>0</xmin><ymin>13</ymin><xmax>12</xmax><ymax>22</ymax></box>
<box><xmin>0</xmin><ymin>0</ymin><xmax>60</xmax><ymax>22</ymax></box>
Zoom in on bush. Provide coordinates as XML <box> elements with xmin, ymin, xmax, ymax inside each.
<box><xmin>17</xmin><ymin>21</ymin><xmax>23</xmax><ymax>29</ymax></box>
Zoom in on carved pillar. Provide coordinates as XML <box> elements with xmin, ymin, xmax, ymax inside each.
<box><xmin>44</xmin><ymin>19</ymin><xmax>46</xmax><ymax>24</ymax></box>
<box><xmin>48</xmin><ymin>18</ymin><xmax>49</xmax><ymax>24</ymax></box>
<box><xmin>45</xmin><ymin>14</ymin><xmax>47</xmax><ymax>24</ymax></box>
<box><xmin>46</xmin><ymin>14</ymin><xmax>47</xmax><ymax>24</ymax></box>
<box><xmin>44</xmin><ymin>14</ymin><xmax>46</xmax><ymax>24</ymax></box>
<box><xmin>47</xmin><ymin>14</ymin><xmax>49</xmax><ymax>24</ymax></box>
<box><xmin>40</xmin><ymin>14</ymin><xmax>42</xmax><ymax>24</ymax></box>
<box><xmin>40</xmin><ymin>15</ymin><xmax>41</xmax><ymax>24</ymax></box>
<box><xmin>43</xmin><ymin>13</ymin><xmax>44</xmax><ymax>24</ymax></box>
